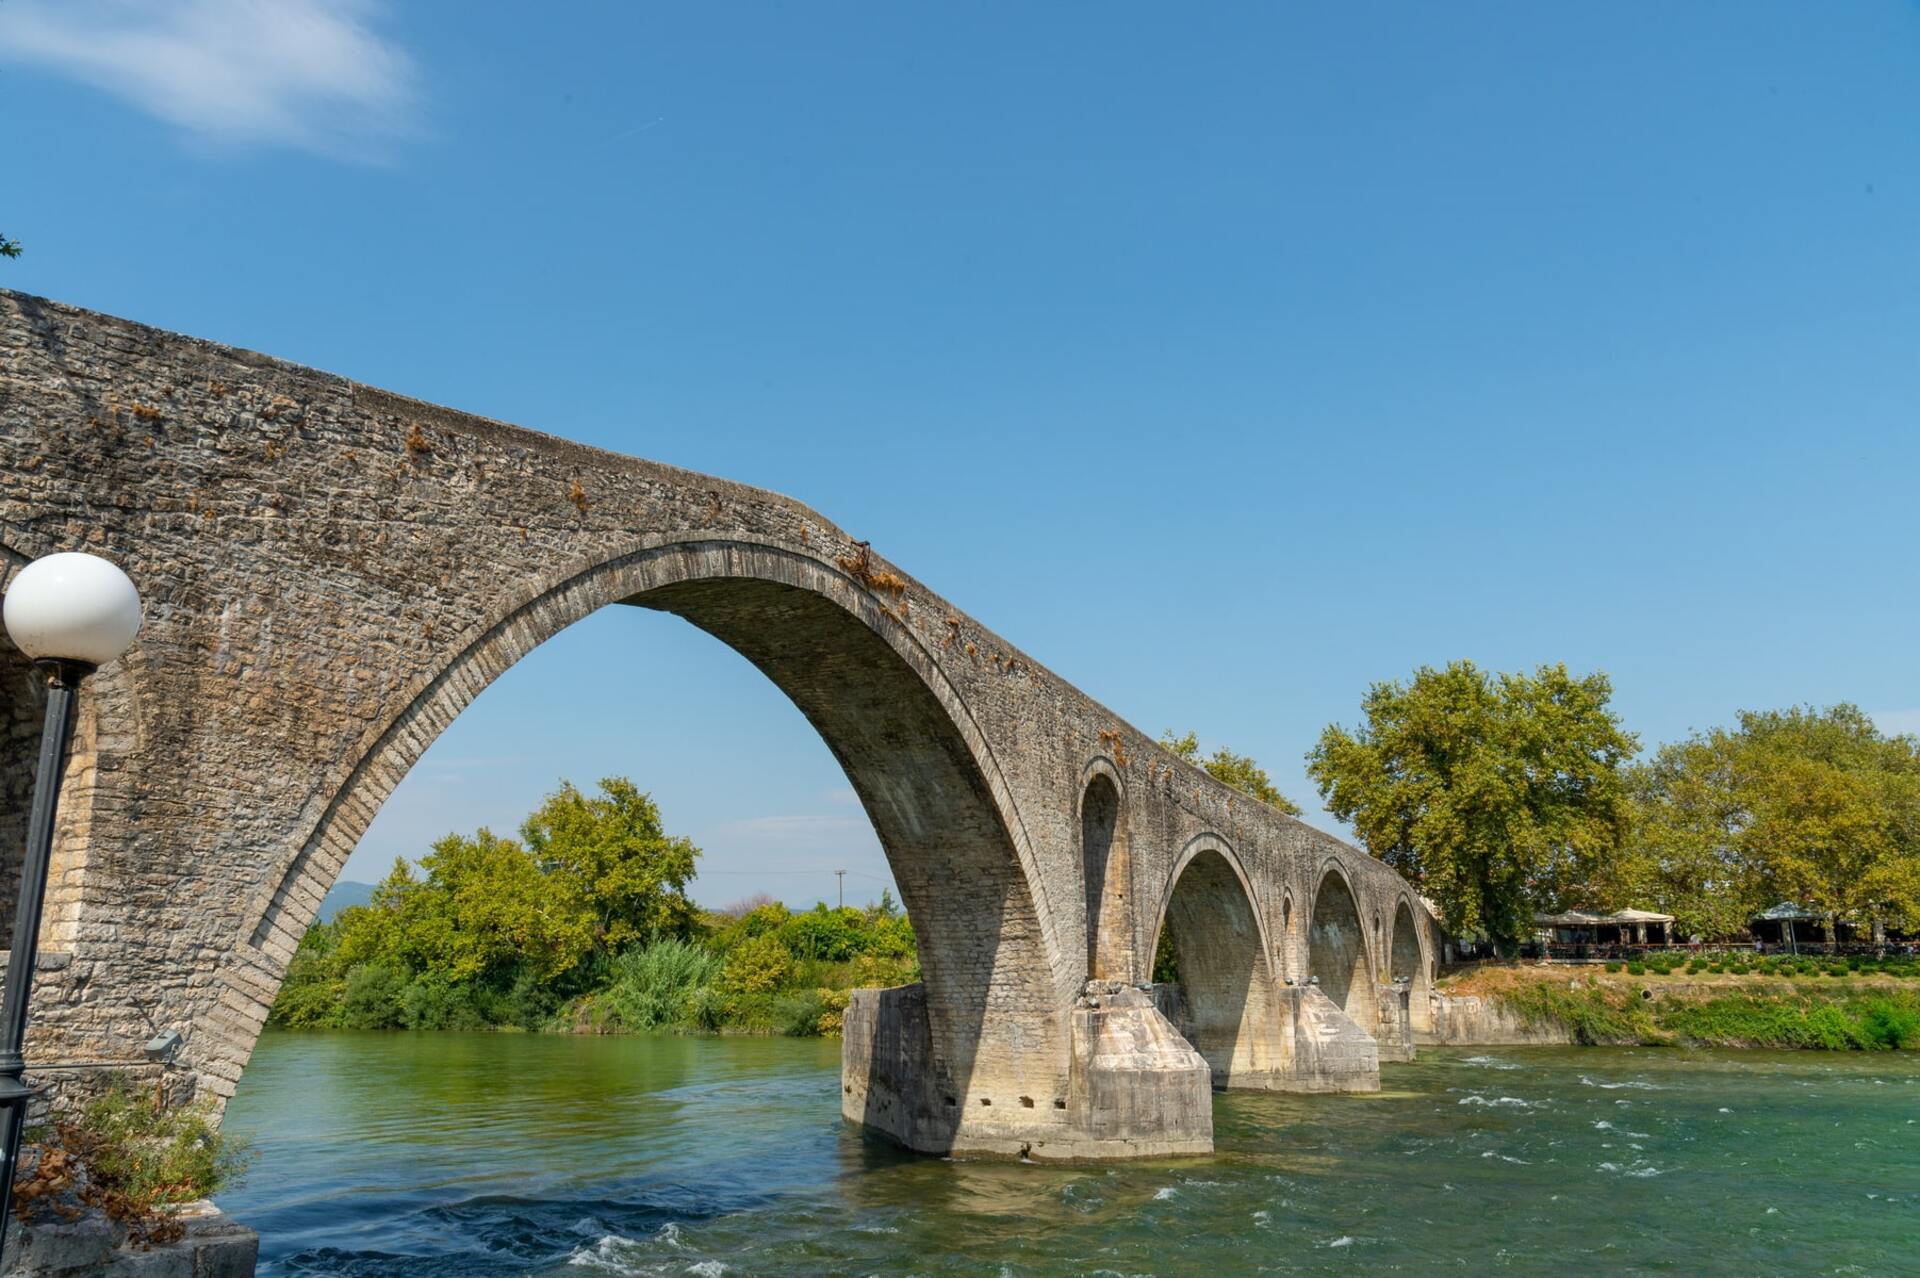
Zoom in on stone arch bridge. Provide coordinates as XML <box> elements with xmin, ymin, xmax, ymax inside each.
<box><xmin>0</xmin><ymin>292</ymin><xmax>1438</xmax><ymax>1160</ymax></box>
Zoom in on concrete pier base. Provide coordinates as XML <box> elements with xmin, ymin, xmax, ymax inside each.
<box><xmin>1274</xmin><ymin>986</ymin><xmax>1381</xmax><ymax>1091</ymax></box>
<box><xmin>841</xmin><ymin>983</ymin><xmax>1212</xmax><ymax>1161</ymax></box>
<box><xmin>843</xmin><ymin>979</ymin><xmax>1385</xmax><ymax>1160</ymax></box>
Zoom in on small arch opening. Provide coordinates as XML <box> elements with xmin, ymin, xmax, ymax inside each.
<box><xmin>1307</xmin><ymin>869</ymin><xmax>1372</xmax><ymax>1018</ymax></box>
<box><xmin>1389</xmin><ymin>900</ymin><xmax>1431</xmax><ymax>1032</ymax></box>
<box><xmin>1152</xmin><ymin>847</ymin><xmax>1274</xmax><ymax>1088</ymax></box>
<box><xmin>1081</xmin><ymin>772</ymin><xmax>1129</xmax><ymax>981</ymax></box>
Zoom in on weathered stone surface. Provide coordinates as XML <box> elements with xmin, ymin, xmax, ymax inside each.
<box><xmin>1420</xmin><ymin>992</ymin><xmax>1574</xmax><ymax>1047</ymax></box>
<box><xmin>99</xmin><ymin>1210</ymin><xmax>258</xmax><ymax>1278</ymax></box>
<box><xmin>1</xmin><ymin>1182</ymin><xmax>257</xmax><ymax>1278</ymax></box>
<box><xmin>0</xmin><ymin>290</ymin><xmax>1441</xmax><ymax>1161</ymax></box>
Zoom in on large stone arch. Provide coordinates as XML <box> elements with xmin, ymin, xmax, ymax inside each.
<box><xmin>1306</xmin><ymin>864</ymin><xmax>1372</xmax><ymax>1019</ymax></box>
<box><xmin>1149</xmin><ymin>836</ymin><xmax>1277</xmax><ymax>1088</ymax></box>
<box><xmin>1080</xmin><ymin>760</ymin><xmax>1131</xmax><ymax>982</ymax></box>
<box><xmin>206</xmin><ymin>536</ymin><xmax>1072</xmax><ymax>1153</ymax></box>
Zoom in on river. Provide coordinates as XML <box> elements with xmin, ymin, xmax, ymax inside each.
<box><xmin>217</xmin><ymin>1031</ymin><xmax>1919</xmax><ymax>1276</ymax></box>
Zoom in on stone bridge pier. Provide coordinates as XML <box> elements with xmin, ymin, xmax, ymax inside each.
<box><xmin>0</xmin><ymin>292</ymin><xmax>1438</xmax><ymax>1161</ymax></box>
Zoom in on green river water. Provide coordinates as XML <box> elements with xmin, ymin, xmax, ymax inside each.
<box><xmin>217</xmin><ymin>1032</ymin><xmax>1919</xmax><ymax>1276</ymax></box>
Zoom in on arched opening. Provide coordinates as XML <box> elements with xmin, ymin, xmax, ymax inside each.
<box><xmin>1151</xmin><ymin>846</ymin><xmax>1274</xmax><ymax>1088</ymax></box>
<box><xmin>226</xmin><ymin>542</ymin><xmax>1070</xmax><ymax>1152</ymax></box>
<box><xmin>1080</xmin><ymin>771</ymin><xmax>1129</xmax><ymax>981</ymax></box>
<box><xmin>1389</xmin><ymin>899</ymin><xmax>1430</xmax><ymax>1033</ymax></box>
<box><xmin>1279</xmin><ymin>892</ymin><xmax>1294</xmax><ymax>981</ymax></box>
<box><xmin>1307</xmin><ymin>868</ymin><xmax>1371</xmax><ymax>1019</ymax></box>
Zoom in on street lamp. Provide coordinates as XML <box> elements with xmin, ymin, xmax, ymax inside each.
<box><xmin>0</xmin><ymin>552</ymin><xmax>142</xmax><ymax>1257</ymax></box>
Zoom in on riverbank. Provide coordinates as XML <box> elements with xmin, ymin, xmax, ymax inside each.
<box><xmin>1438</xmin><ymin>964</ymin><xmax>1920</xmax><ymax>1050</ymax></box>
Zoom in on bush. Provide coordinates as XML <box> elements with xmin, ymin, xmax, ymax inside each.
<box><xmin>1860</xmin><ymin>998</ymin><xmax>1920</xmax><ymax>1049</ymax></box>
<box><xmin>779</xmin><ymin>906</ymin><xmax>870</xmax><ymax>963</ymax></box>
<box><xmin>478</xmin><ymin>964</ymin><xmax>568</xmax><ymax>1031</ymax></box>
<box><xmin>399</xmin><ymin>973</ymin><xmax>488</xmax><ymax>1031</ymax></box>
<box><xmin>1605</xmin><ymin>961</ymin><xmax>1623</xmax><ymax>973</ymax></box>
<box><xmin>1627</xmin><ymin>962</ymin><xmax>1647</xmax><ymax>976</ymax></box>
<box><xmin>719</xmin><ymin>933</ymin><xmax>793</xmax><ymax>1000</ymax></box>
<box><xmin>774</xmin><ymin>989</ymin><xmax>828</xmax><ymax>1036</ymax></box>
<box><xmin>606</xmin><ymin>938</ymin><xmax>722</xmax><ymax>1031</ymax></box>
<box><xmin>338</xmin><ymin>963</ymin><xmax>406</xmax><ymax>1029</ymax></box>
<box><xmin>16</xmin><ymin>1081</ymin><xmax>252</xmax><ymax>1242</ymax></box>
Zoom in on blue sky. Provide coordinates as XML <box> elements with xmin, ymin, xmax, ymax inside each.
<box><xmin>6</xmin><ymin>2</ymin><xmax>1917</xmax><ymax>907</ymax></box>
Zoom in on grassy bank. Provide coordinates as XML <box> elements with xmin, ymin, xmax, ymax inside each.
<box><xmin>1450</xmin><ymin>963</ymin><xmax>1920</xmax><ymax>1050</ymax></box>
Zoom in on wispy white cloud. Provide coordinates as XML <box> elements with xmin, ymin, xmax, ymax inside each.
<box><xmin>1870</xmin><ymin>709</ymin><xmax>1920</xmax><ymax>739</ymax></box>
<box><xmin>0</xmin><ymin>0</ymin><xmax>419</xmax><ymax>158</ymax></box>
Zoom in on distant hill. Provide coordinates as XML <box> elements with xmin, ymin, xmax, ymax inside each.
<box><xmin>317</xmin><ymin>880</ymin><xmax>376</xmax><ymax>923</ymax></box>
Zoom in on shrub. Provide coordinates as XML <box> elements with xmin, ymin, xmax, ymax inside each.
<box><xmin>399</xmin><ymin>973</ymin><xmax>488</xmax><ymax>1031</ymax></box>
<box><xmin>719</xmin><ymin>933</ymin><xmax>793</xmax><ymax>1000</ymax></box>
<box><xmin>484</xmin><ymin>964</ymin><xmax>569</xmax><ymax>1031</ymax></box>
<box><xmin>16</xmin><ymin>1081</ymin><xmax>252</xmax><ymax>1242</ymax></box>
<box><xmin>1860</xmin><ymin>998</ymin><xmax>1920</xmax><ymax>1049</ymax></box>
<box><xmin>779</xmin><ymin>906</ymin><xmax>869</xmax><ymax>963</ymax></box>
<box><xmin>774</xmin><ymin>989</ymin><xmax>828</xmax><ymax>1036</ymax></box>
<box><xmin>1627</xmin><ymin>962</ymin><xmax>1647</xmax><ymax>976</ymax></box>
<box><xmin>268</xmin><ymin>968</ymin><xmax>344</xmax><ymax>1029</ymax></box>
<box><xmin>1605</xmin><ymin>961</ymin><xmax>1623</xmax><ymax>973</ymax></box>
<box><xmin>338</xmin><ymin>963</ymin><xmax>406</xmax><ymax>1029</ymax></box>
<box><xmin>728</xmin><ymin>902</ymin><xmax>793</xmax><ymax>942</ymax></box>
<box><xmin>606</xmin><ymin>938</ymin><xmax>722</xmax><ymax>1031</ymax></box>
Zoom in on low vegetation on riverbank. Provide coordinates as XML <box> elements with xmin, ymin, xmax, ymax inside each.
<box><xmin>1451</xmin><ymin>963</ymin><xmax>1920</xmax><ymax>1050</ymax></box>
<box><xmin>268</xmin><ymin>777</ymin><xmax>917</xmax><ymax>1037</ymax></box>
<box><xmin>273</xmin><ymin>893</ymin><xmax>916</xmax><ymax>1038</ymax></box>
<box><xmin>15</xmin><ymin>1082</ymin><xmax>249</xmax><ymax>1243</ymax></box>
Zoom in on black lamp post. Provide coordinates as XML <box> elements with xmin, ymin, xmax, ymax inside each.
<box><xmin>0</xmin><ymin>552</ymin><xmax>143</xmax><ymax>1261</ymax></box>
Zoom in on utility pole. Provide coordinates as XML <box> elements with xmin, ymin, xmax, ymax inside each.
<box><xmin>836</xmin><ymin>868</ymin><xmax>845</xmax><ymax>909</ymax></box>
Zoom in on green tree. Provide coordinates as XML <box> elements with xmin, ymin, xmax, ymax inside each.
<box><xmin>1159</xmin><ymin>730</ymin><xmax>1302</xmax><ymax>815</ymax></box>
<box><xmin>336</xmin><ymin>837</ymin><xmax>595</xmax><ymax>985</ymax></box>
<box><xmin>0</xmin><ymin>235</ymin><xmax>20</xmax><ymax>260</ymax></box>
<box><xmin>521</xmin><ymin>777</ymin><xmax>700</xmax><ymax>954</ymax></box>
<box><xmin>1626</xmin><ymin>705</ymin><xmax>1920</xmax><ymax>939</ymax></box>
<box><xmin>1618</xmin><ymin>735</ymin><xmax>1763</xmax><ymax>939</ymax></box>
<box><xmin>1307</xmin><ymin>660</ymin><xmax>1636</xmax><ymax>947</ymax></box>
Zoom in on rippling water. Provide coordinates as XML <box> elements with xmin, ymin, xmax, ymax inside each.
<box><xmin>218</xmin><ymin>1032</ymin><xmax>1919</xmax><ymax>1276</ymax></box>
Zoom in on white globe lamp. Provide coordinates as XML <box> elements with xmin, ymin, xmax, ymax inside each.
<box><xmin>2</xmin><ymin>551</ymin><xmax>142</xmax><ymax>669</ymax></box>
